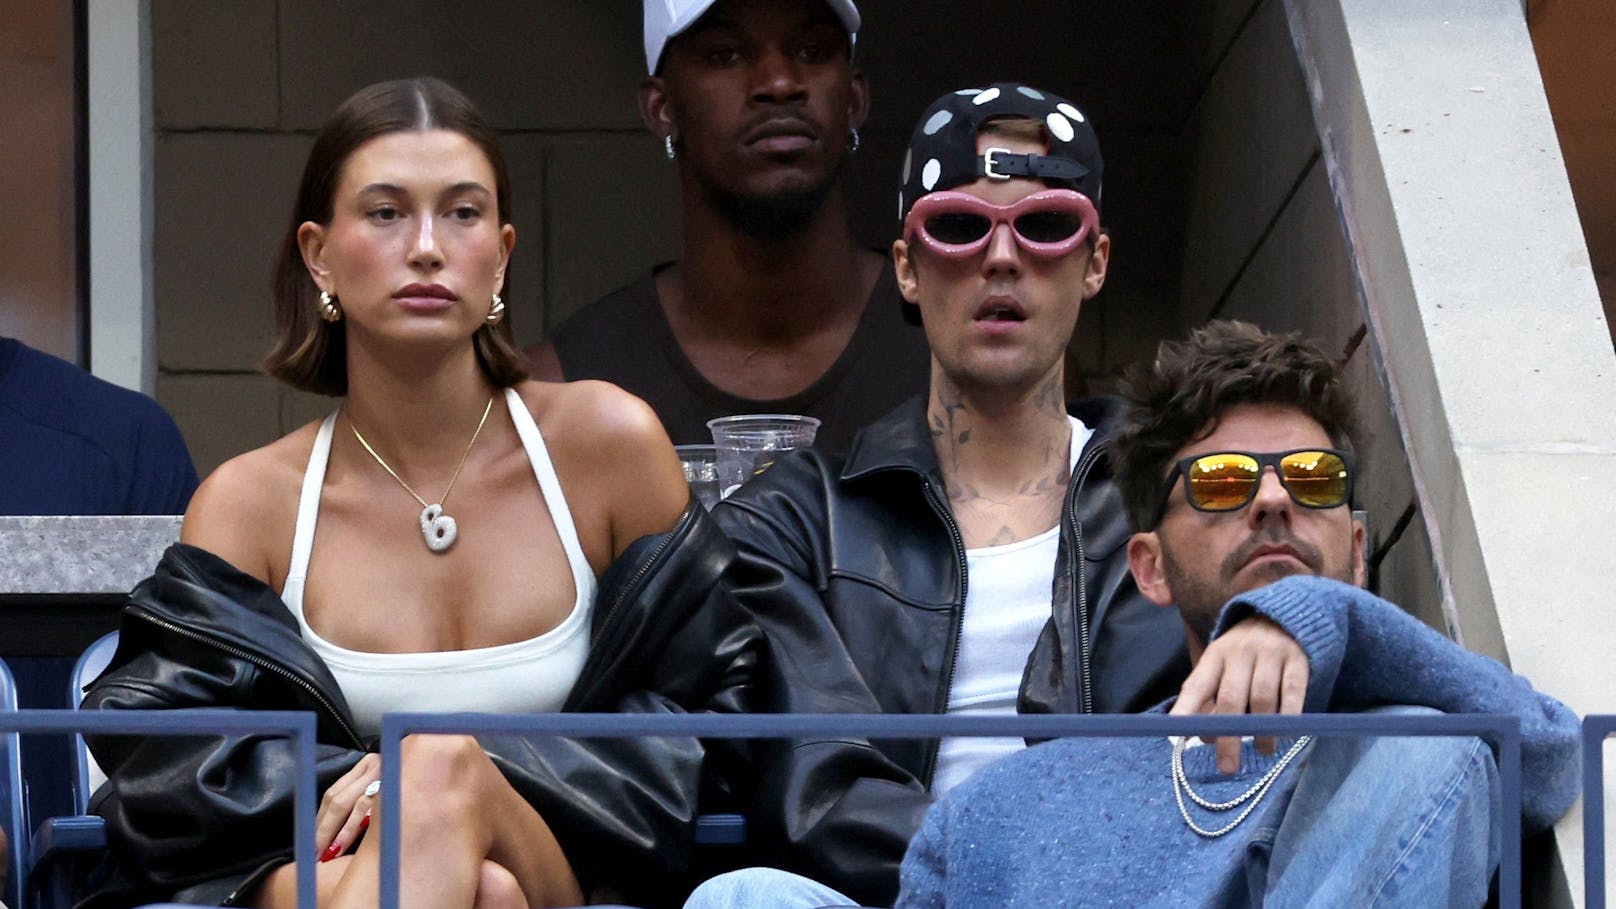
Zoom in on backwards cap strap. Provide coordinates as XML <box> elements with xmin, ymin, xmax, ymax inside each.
<box><xmin>978</xmin><ymin>148</ymin><xmax>1091</xmax><ymax>183</ymax></box>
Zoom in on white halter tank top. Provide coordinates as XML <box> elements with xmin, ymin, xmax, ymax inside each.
<box><xmin>280</xmin><ymin>387</ymin><xmax>596</xmax><ymax>738</ymax></box>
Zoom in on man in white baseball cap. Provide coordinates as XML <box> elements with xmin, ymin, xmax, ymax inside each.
<box><xmin>644</xmin><ymin>0</ymin><xmax>859</xmax><ymax>73</ymax></box>
<box><xmin>527</xmin><ymin>0</ymin><xmax>930</xmax><ymax>455</ymax></box>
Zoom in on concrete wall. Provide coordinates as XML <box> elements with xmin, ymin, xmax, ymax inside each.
<box><xmin>148</xmin><ymin>0</ymin><xmax>679</xmax><ymax>471</ymax></box>
<box><xmin>147</xmin><ymin>0</ymin><xmax>1232</xmax><ymax>473</ymax></box>
<box><xmin>1175</xmin><ymin>0</ymin><xmax>1443</xmax><ymax>629</ymax></box>
<box><xmin>1286</xmin><ymin>1</ymin><xmax>1616</xmax><ymax>903</ymax></box>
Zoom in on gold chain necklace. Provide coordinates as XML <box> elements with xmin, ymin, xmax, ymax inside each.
<box><xmin>348</xmin><ymin>394</ymin><xmax>496</xmax><ymax>553</ymax></box>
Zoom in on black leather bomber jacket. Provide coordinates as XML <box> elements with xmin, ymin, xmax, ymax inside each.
<box><xmin>81</xmin><ymin>501</ymin><xmax>758</xmax><ymax>909</ymax></box>
<box><xmin>710</xmin><ymin>396</ymin><xmax>1191</xmax><ymax>906</ymax></box>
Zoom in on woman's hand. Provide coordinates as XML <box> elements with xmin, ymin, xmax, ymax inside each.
<box><xmin>316</xmin><ymin>752</ymin><xmax>382</xmax><ymax>862</ymax></box>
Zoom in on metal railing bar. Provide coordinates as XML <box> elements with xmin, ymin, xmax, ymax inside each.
<box><xmin>377</xmin><ymin>711</ymin><xmax>1523</xmax><ymax>909</ymax></box>
<box><xmin>0</xmin><ymin>709</ymin><xmax>319</xmax><ymax>909</ymax></box>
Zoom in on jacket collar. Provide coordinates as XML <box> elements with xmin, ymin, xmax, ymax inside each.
<box><xmin>839</xmin><ymin>393</ymin><xmax>1127</xmax><ymax>483</ymax></box>
<box><xmin>127</xmin><ymin>542</ymin><xmax>358</xmax><ymax>725</ymax></box>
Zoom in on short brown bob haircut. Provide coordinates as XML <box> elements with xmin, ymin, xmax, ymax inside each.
<box><xmin>1111</xmin><ymin>320</ymin><xmax>1360</xmax><ymax>533</ymax></box>
<box><xmin>263</xmin><ymin>77</ymin><xmax>527</xmax><ymax>396</ymax></box>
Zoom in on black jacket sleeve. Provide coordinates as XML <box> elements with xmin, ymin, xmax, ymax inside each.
<box><xmin>713</xmin><ymin>468</ymin><xmax>932</xmax><ymax>907</ymax></box>
<box><xmin>81</xmin><ymin>506</ymin><xmax>761</xmax><ymax>909</ymax></box>
<box><xmin>476</xmin><ymin>503</ymin><xmax>762</xmax><ymax>906</ymax></box>
<box><xmin>83</xmin><ymin>549</ymin><xmax>368</xmax><ymax>902</ymax></box>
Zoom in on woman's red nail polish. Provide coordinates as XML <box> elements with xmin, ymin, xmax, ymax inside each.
<box><xmin>319</xmin><ymin>841</ymin><xmax>343</xmax><ymax>863</ymax></box>
<box><xmin>358</xmin><ymin>813</ymin><xmax>371</xmax><ymax>833</ymax></box>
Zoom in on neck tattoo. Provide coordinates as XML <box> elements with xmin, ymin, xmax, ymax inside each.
<box><xmin>348</xmin><ymin>394</ymin><xmax>496</xmax><ymax>553</ymax></box>
<box><xmin>1170</xmin><ymin>734</ymin><xmax>1311</xmax><ymax>838</ymax></box>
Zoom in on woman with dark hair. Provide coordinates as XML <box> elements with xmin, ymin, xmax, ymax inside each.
<box><xmin>82</xmin><ymin>77</ymin><xmax>754</xmax><ymax>909</ymax></box>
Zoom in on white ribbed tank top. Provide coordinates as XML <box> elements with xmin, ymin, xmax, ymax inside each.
<box><xmin>280</xmin><ymin>387</ymin><xmax>596</xmax><ymax>738</ymax></box>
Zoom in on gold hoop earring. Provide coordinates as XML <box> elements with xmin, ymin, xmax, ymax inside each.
<box><xmin>486</xmin><ymin>292</ymin><xmax>505</xmax><ymax>326</ymax></box>
<box><xmin>319</xmin><ymin>291</ymin><xmax>342</xmax><ymax>323</ymax></box>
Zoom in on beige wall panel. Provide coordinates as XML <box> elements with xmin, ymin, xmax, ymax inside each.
<box><xmin>853</xmin><ymin>2</ymin><xmax>1219</xmax><ymax>137</ymax></box>
<box><xmin>281</xmin><ymin>385</ymin><xmax>337</xmax><ymax>435</ymax></box>
<box><xmin>840</xmin><ymin>130</ymin><xmax>907</xmax><ymax>253</ymax></box>
<box><xmin>1216</xmin><ymin>167</ymin><xmax>1359</xmax><ymax>347</ymax></box>
<box><xmin>156</xmin><ymin>133</ymin><xmax>311</xmax><ymax>372</ymax></box>
<box><xmin>541</xmin><ymin>135</ymin><xmax>681</xmax><ymax>335</ymax></box>
<box><xmin>158</xmin><ymin>372</ymin><xmax>283</xmax><ymax>476</ymax></box>
<box><xmin>277</xmin><ymin>0</ymin><xmax>643</xmax><ymax>132</ymax></box>
<box><xmin>151</xmin><ymin>0</ymin><xmax>277</xmax><ymax>130</ymax></box>
<box><xmin>497</xmin><ymin>133</ymin><xmax>549</xmax><ymax>348</ymax></box>
<box><xmin>1216</xmin><ymin>165</ymin><xmax>1442</xmax><ymax>628</ymax></box>
<box><xmin>1180</xmin><ymin>0</ymin><xmax>1317</xmax><ymax>324</ymax></box>
<box><xmin>1094</xmin><ymin>136</ymin><xmax>1187</xmax><ymax>377</ymax></box>
<box><xmin>1202</xmin><ymin>0</ymin><xmax>1267</xmax><ymax>74</ymax></box>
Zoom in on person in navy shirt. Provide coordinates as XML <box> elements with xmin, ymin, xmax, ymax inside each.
<box><xmin>0</xmin><ymin>336</ymin><xmax>197</xmax><ymax>515</ymax></box>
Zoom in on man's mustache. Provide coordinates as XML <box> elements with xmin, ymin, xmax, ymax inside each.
<box><xmin>1221</xmin><ymin>527</ymin><xmax>1323</xmax><ymax>577</ymax></box>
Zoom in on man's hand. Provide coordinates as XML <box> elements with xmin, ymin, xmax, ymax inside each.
<box><xmin>1169</xmin><ymin>614</ymin><xmax>1309</xmax><ymax>773</ymax></box>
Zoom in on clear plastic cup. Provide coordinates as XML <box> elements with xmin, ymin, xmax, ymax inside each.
<box><xmin>707</xmin><ymin>414</ymin><xmax>822</xmax><ymax>499</ymax></box>
<box><xmin>675</xmin><ymin>444</ymin><xmax>722</xmax><ymax>510</ymax></box>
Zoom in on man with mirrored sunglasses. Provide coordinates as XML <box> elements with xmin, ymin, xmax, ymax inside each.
<box><xmin>892</xmin><ymin>320</ymin><xmax>1578</xmax><ymax>907</ymax></box>
<box><xmin>685</xmin><ymin>83</ymin><xmax>1198</xmax><ymax>908</ymax></box>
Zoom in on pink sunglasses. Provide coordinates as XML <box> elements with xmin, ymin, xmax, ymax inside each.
<box><xmin>903</xmin><ymin>189</ymin><xmax>1099</xmax><ymax>259</ymax></box>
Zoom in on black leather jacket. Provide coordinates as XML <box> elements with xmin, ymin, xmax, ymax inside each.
<box><xmin>82</xmin><ymin>502</ymin><xmax>757</xmax><ymax>908</ymax></box>
<box><xmin>711</xmin><ymin>397</ymin><xmax>1190</xmax><ymax>906</ymax></box>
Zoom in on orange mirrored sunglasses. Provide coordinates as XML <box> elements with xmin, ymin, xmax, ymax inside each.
<box><xmin>1154</xmin><ymin>448</ymin><xmax>1354</xmax><ymax>525</ymax></box>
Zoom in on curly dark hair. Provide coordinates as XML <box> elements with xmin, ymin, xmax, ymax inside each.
<box><xmin>1111</xmin><ymin>320</ymin><xmax>1360</xmax><ymax>532</ymax></box>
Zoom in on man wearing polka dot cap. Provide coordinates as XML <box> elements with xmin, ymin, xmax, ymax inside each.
<box><xmin>688</xmin><ymin>83</ymin><xmax>1189</xmax><ymax>907</ymax></box>
<box><xmin>897</xmin><ymin>82</ymin><xmax>1101</xmax><ymax>235</ymax></box>
<box><xmin>527</xmin><ymin>0</ymin><xmax>930</xmax><ymax>453</ymax></box>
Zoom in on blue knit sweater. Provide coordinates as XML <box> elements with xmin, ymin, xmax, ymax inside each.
<box><xmin>894</xmin><ymin>576</ymin><xmax>1579</xmax><ymax>908</ymax></box>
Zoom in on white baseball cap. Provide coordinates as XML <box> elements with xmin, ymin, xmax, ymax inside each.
<box><xmin>644</xmin><ymin>0</ymin><xmax>861</xmax><ymax>74</ymax></box>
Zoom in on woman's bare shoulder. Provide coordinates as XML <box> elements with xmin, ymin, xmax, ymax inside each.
<box><xmin>512</xmin><ymin>380</ymin><xmax>686</xmax><ymax>554</ymax></box>
<box><xmin>515</xmin><ymin>379</ymin><xmax>666</xmax><ymax>447</ymax></box>
<box><xmin>181</xmin><ymin>421</ymin><xmax>323</xmax><ymax>583</ymax></box>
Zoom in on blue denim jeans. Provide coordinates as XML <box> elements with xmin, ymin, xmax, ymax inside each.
<box><xmin>683</xmin><ymin>707</ymin><xmax>1500</xmax><ymax>908</ymax></box>
<box><xmin>1254</xmin><ymin>706</ymin><xmax>1501</xmax><ymax>907</ymax></box>
<box><xmin>682</xmin><ymin>868</ymin><xmax>859</xmax><ymax>909</ymax></box>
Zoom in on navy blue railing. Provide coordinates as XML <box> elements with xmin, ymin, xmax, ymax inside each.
<box><xmin>1583</xmin><ymin>714</ymin><xmax>1615</xmax><ymax>908</ymax></box>
<box><xmin>0</xmin><ymin>710</ymin><xmax>319</xmax><ymax>909</ymax></box>
<box><xmin>380</xmin><ymin>712</ymin><xmax>1524</xmax><ymax>909</ymax></box>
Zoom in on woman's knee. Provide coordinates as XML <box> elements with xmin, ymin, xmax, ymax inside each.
<box><xmin>474</xmin><ymin>860</ymin><xmax>526</xmax><ymax>909</ymax></box>
<box><xmin>397</xmin><ymin>734</ymin><xmax>493</xmax><ymax>824</ymax></box>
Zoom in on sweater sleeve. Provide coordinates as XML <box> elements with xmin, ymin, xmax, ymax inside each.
<box><xmin>894</xmin><ymin>800</ymin><xmax>951</xmax><ymax>909</ymax></box>
<box><xmin>1209</xmin><ymin>575</ymin><xmax>1580</xmax><ymax>833</ymax></box>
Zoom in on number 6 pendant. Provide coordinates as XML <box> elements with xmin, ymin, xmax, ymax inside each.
<box><xmin>419</xmin><ymin>503</ymin><xmax>458</xmax><ymax>553</ymax></box>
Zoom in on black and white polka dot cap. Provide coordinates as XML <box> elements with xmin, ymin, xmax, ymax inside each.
<box><xmin>898</xmin><ymin>83</ymin><xmax>1102</xmax><ymax>224</ymax></box>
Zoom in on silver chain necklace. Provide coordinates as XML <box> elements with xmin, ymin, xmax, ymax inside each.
<box><xmin>348</xmin><ymin>395</ymin><xmax>495</xmax><ymax>553</ymax></box>
<box><xmin>1170</xmin><ymin>734</ymin><xmax>1311</xmax><ymax>838</ymax></box>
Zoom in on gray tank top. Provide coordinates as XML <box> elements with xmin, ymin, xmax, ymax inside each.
<box><xmin>551</xmin><ymin>264</ymin><xmax>931</xmax><ymax>452</ymax></box>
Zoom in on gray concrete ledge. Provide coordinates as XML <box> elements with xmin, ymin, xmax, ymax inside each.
<box><xmin>0</xmin><ymin>516</ymin><xmax>181</xmax><ymax>595</ymax></box>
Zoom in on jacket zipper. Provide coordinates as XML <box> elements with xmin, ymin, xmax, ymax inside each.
<box><xmin>125</xmin><ymin>606</ymin><xmax>366</xmax><ymax>750</ymax></box>
<box><xmin>1067</xmin><ymin>439</ymin><xmax>1108</xmax><ymax>715</ymax></box>
<box><xmin>566</xmin><ymin>504</ymin><xmax>694</xmax><ymax>705</ymax></box>
<box><xmin>919</xmin><ymin>476</ymin><xmax>968</xmax><ymax>790</ymax></box>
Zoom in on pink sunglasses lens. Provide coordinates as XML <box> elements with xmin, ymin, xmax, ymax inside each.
<box><xmin>923</xmin><ymin>212</ymin><xmax>993</xmax><ymax>245</ymax></box>
<box><xmin>1013</xmin><ymin>210</ymin><xmax>1084</xmax><ymax>244</ymax></box>
<box><xmin>920</xmin><ymin>206</ymin><xmax>1086</xmax><ymax>250</ymax></box>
